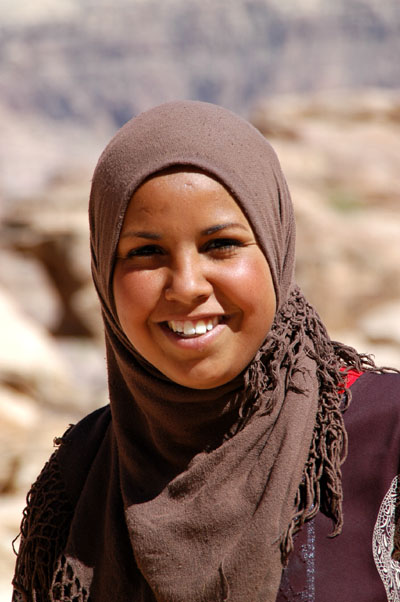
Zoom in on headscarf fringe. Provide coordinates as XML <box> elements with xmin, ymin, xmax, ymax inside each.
<box><xmin>225</xmin><ymin>286</ymin><xmax>387</xmax><ymax>563</ymax></box>
<box><xmin>12</xmin><ymin>452</ymin><xmax>74</xmax><ymax>601</ymax></box>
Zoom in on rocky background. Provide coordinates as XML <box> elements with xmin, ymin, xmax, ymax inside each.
<box><xmin>1</xmin><ymin>1</ymin><xmax>400</xmax><ymax>599</ymax></box>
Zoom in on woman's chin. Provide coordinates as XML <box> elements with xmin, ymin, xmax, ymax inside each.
<box><xmin>163</xmin><ymin>365</ymin><xmax>238</xmax><ymax>391</ymax></box>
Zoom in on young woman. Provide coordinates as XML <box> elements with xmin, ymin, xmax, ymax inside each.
<box><xmin>12</xmin><ymin>101</ymin><xmax>400</xmax><ymax>602</ymax></box>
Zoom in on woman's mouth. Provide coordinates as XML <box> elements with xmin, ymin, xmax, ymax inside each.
<box><xmin>166</xmin><ymin>316</ymin><xmax>222</xmax><ymax>338</ymax></box>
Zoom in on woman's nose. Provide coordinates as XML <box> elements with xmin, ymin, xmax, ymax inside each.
<box><xmin>164</xmin><ymin>253</ymin><xmax>213</xmax><ymax>304</ymax></box>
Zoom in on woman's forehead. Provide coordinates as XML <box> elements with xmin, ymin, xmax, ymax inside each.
<box><xmin>144</xmin><ymin>165</ymin><xmax>228</xmax><ymax>191</ymax></box>
<box><xmin>123</xmin><ymin>169</ymin><xmax>250</xmax><ymax>229</ymax></box>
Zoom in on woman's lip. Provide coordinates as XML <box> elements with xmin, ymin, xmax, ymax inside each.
<box><xmin>157</xmin><ymin>314</ymin><xmax>225</xmax><ymax>322</ymax></box>
<box><xmin>158</xmin><ymin>320</ymin><xmax>227</xmax><ymax>350</ymax></box>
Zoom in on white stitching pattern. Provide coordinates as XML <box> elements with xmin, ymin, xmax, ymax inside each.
<box><xmin>373</xmin><ymin>475</ymin><xmax>400</xmax><ymax>601</ymax></box>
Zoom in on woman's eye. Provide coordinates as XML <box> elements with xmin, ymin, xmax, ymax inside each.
<box><xmin>126</xmin><ymin>245</ymin><xmax>164</xmax><ymax>258</ymax></box>
<box><xmin>204</xmin><ymin>238</ymin><xmax>243</xmax><ymax>253</ymax></box>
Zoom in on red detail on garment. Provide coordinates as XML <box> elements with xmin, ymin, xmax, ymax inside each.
<box><xmin>345</xmin><ymin>369</ymin><xmax>363</xmax><ymax>388</ymax></box>
<box><xmin>338</xmin><ymin>368</ymin><xmax>363</xmax><ymax>394</ymax></box>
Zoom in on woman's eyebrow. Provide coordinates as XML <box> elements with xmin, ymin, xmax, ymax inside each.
<box><xmin>201</xmin><ymin>222</ymin><xmax>248</xmax><ymax>235</ymax></box>
<box><xmin>120</xmin><ymin>230</ymin><xmax>162</xmax><ymax>240</ymax></box>
<box><xmin>120</xmin><ymin>223</ymin><xmax>248</xmax><ymax>240</ymax></box>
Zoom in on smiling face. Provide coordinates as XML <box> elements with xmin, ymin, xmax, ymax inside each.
<box><xmin>113</xmin><ymin>169</ymin><xmax>276</xmax><ymax>389</ymax></box>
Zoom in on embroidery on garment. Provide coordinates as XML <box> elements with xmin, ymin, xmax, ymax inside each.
<box><xmin>278</xmin><ymin>520</ymin><xmax>316</xmax><ymax>601</ymax></box>
<box><xmin>373</xmin><ymin>475</ymin><xmax>400</xmax><ymax>602</ymax></box>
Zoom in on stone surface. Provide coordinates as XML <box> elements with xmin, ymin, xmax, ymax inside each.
<box><xmin>0</xmin><ymin>287</ymin><xmax>73</xmax><ymax>404</ymax></box>
<box><xmin>360</xmin><ymin>301</ymin><xmax>400</xmax><ymax>346</ymax></box>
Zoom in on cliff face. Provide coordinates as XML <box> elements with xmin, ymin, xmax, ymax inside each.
<box><xmin>1</xmin><ymin>0</ymin><xmax>400</xmax><ymax>124</ymax></box>
<box><xmin>2</xmin><ymin>0</ymin><xmax>400</xmax><ymax>198</ymax></box>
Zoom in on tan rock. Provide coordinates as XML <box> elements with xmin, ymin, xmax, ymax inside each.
<box><xmin>0</xmin><ymin>286</ymin><xmax>72</xmax><ymax>406</ymax></box>
<box><xmin>360</xmin><ymin>301</ymin><xmax>400</xmax><ymax>346</ymax></box>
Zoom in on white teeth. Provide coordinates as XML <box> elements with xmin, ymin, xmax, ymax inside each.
<box><xmin>167</xmin><ymin>317</ymin><xmax>221</xmax><ymax>336</ymax></box>
<box><xmin>195</xmin><ymin>320</ymin><xmax>207</xmax><ymax>334</ymax></box>
<box><xmin>183</xmin><ymin>321</ymin><xmax>196</xmax><ymax>335</ymax></box>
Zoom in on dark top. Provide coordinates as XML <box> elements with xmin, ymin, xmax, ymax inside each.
<box><xmin>277</xmin><ymin>372</ymin><xmax>400</xmax><ymax>601</ymax></box>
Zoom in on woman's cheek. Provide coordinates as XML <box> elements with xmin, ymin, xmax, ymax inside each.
<box><xmin>114</xmin><ymin>267</ymin><xmax>165</xmax><ymax>325</ymax></box>
<box><xmin>227</xmin><ymin>254</ymin><xmax>276</xmax><ymax>314</ymax></box>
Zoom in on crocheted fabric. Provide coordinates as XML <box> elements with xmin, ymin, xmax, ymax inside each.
<box><xmin>50</xmin><ymin>555</ymin><xmax>90</xmax><ymax>602</ymax></box>
<box><xmin>12</xmin><ymin>449</ymin><xmax>74</xmax><ymax>602</ymax></box>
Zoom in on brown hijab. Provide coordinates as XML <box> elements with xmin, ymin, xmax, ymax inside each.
<box><xmin>15</xmin><ymin>101</ymin><xmax>372</xmax><ymax>602</ymax></box>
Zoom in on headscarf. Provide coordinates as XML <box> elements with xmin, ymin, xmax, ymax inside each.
<box><xmin>15</xmin><ymin>101</ymin><xmax>374</xmax><ymax>602</ymax></box>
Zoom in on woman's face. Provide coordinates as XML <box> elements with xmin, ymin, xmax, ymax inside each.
<box><xmin>113</xmin><ymin>170</ymin><xmax>276</xmax><ymax>389</ymax></box>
